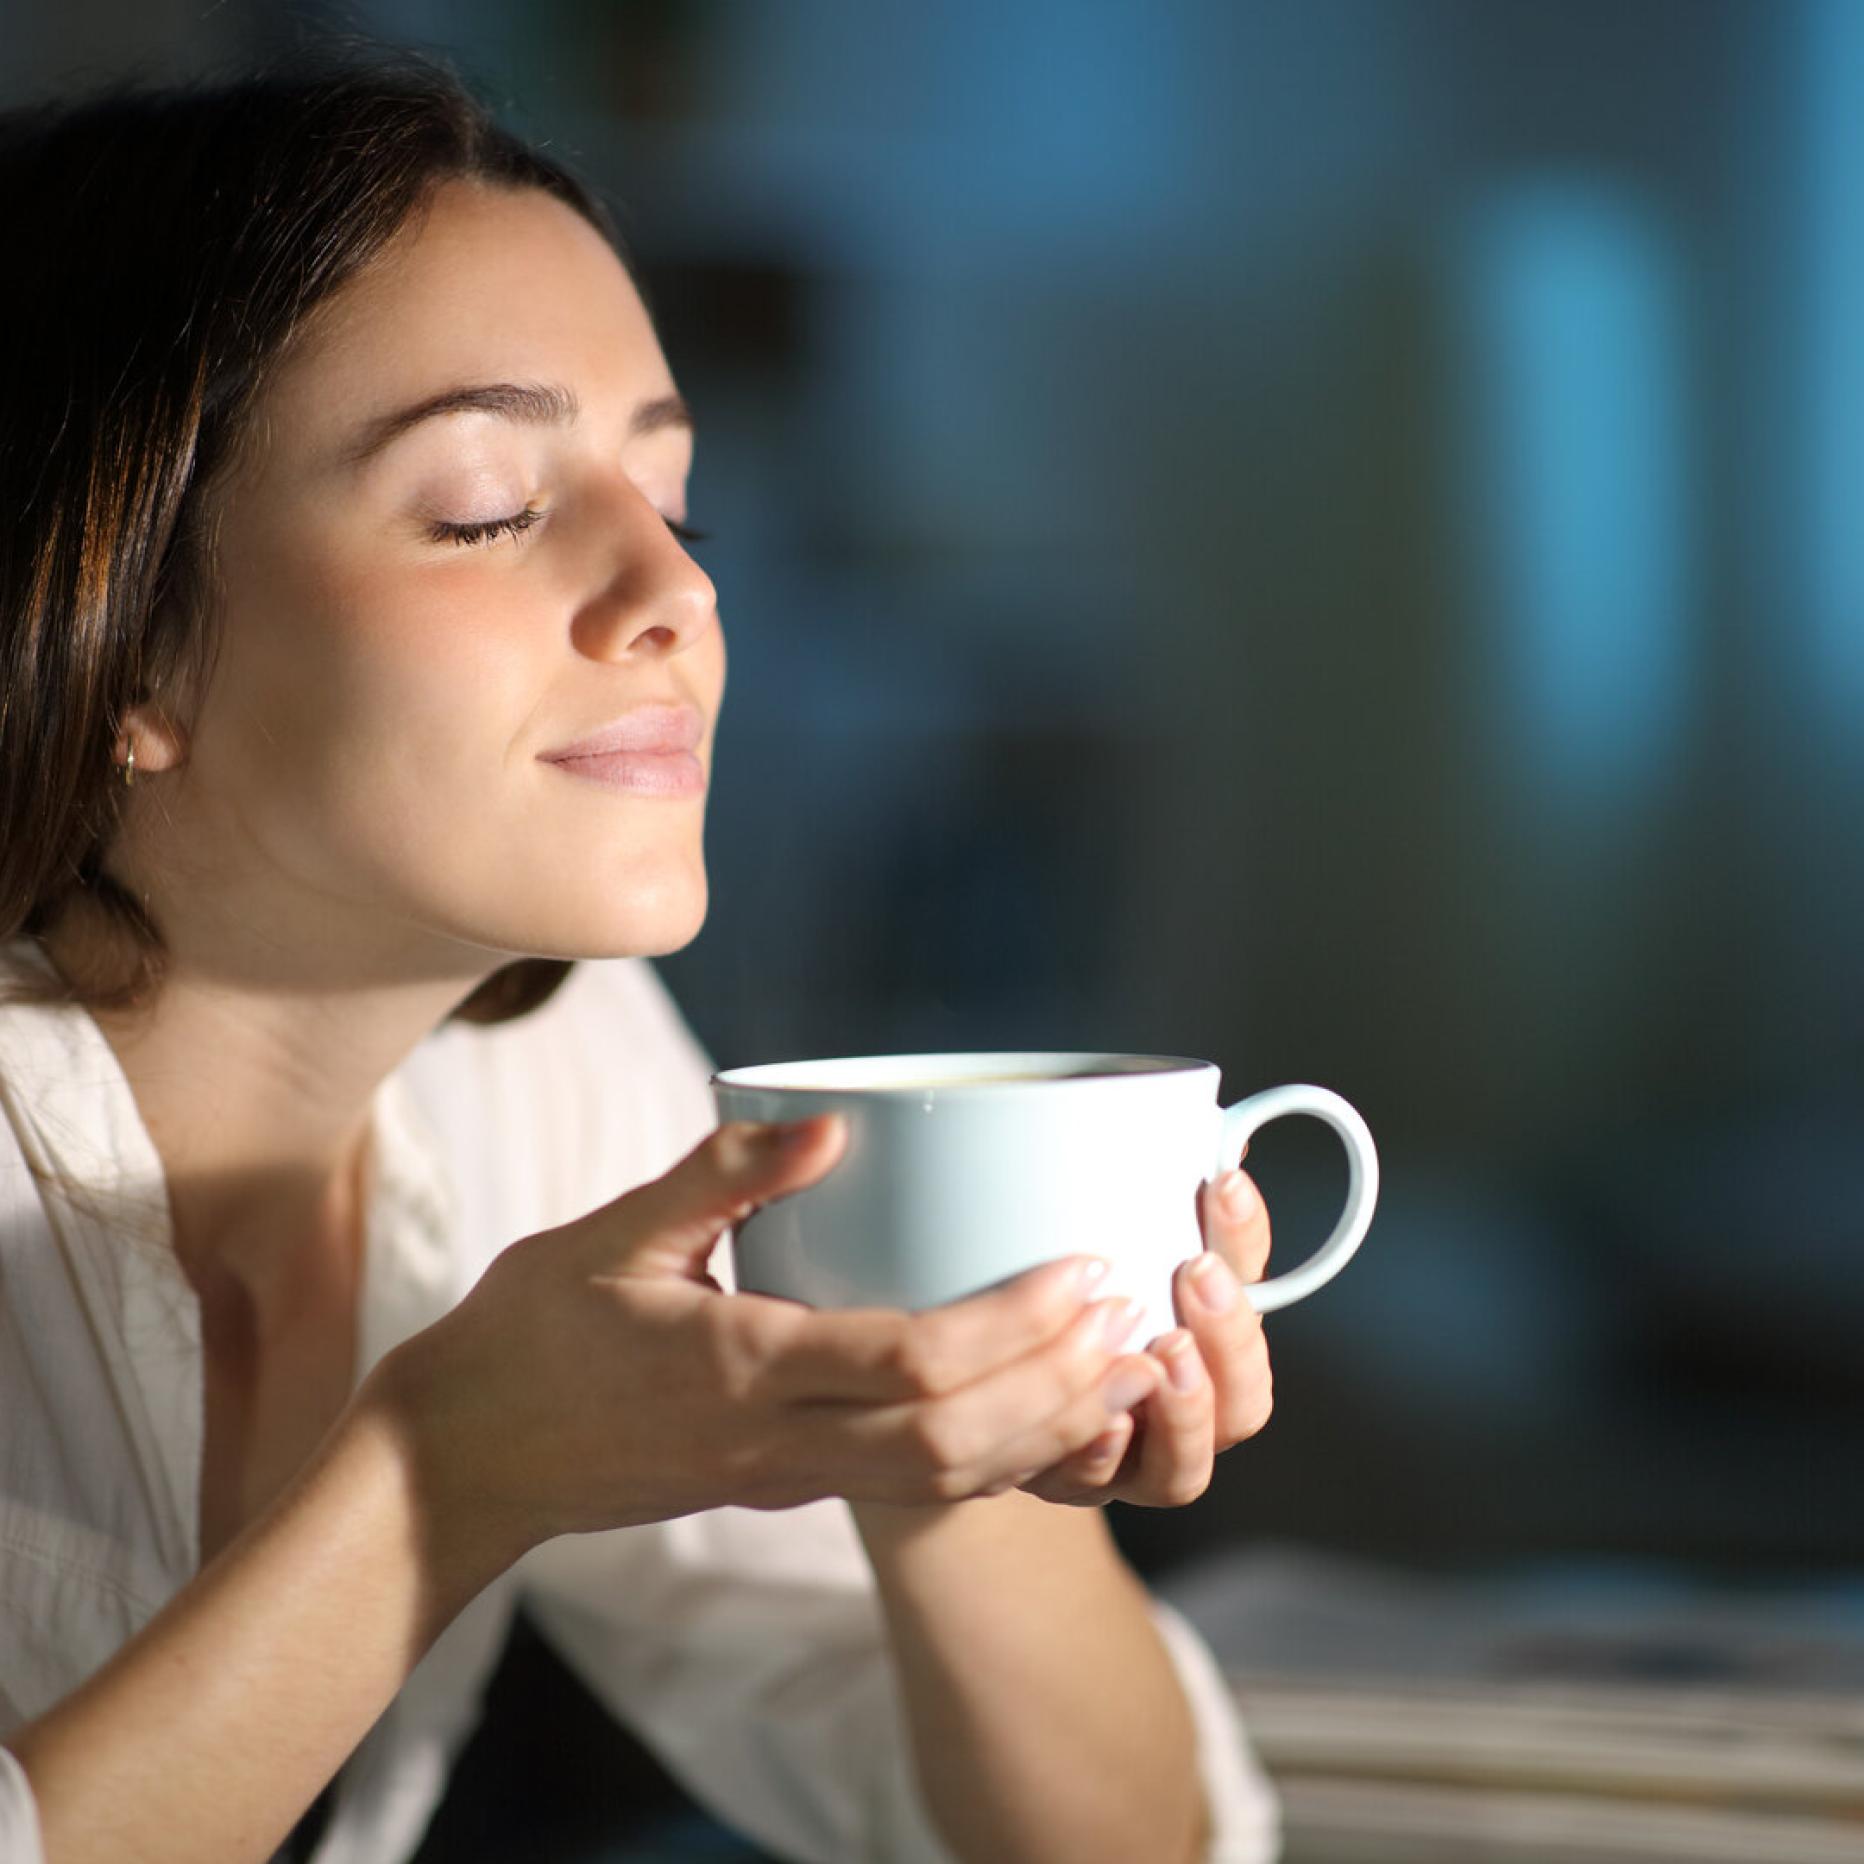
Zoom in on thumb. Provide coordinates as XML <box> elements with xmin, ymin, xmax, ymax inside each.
<box><xmin>589</xmin><ymin>1114</ymin><xmax>848</xmax><ymax>1282</ymax></box>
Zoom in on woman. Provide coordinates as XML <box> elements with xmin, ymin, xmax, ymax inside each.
<box><xmin>0</xmin><ymin>51</ymin><xmax>1281</xmax><ymax>1864</ymax></box>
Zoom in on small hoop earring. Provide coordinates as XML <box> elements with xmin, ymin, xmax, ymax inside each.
<box><xmin>119</xmin><ymin>738</ymin><xmax>136</xmax><ymax>789</ymax></box>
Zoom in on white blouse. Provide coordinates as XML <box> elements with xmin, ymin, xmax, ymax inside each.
<box><xmin>0</xmin><ymin>935</ymin><xmax>1279</xmax><ymax>1863</ymax></box>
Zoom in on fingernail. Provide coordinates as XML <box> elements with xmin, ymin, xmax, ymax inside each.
<box><xmin>1086</xmin><ymin>1426</ymin><xmax>1124</xmax><ymax>1462</ymax></box>
<box><xmin>1098</xmin><ymin>1298</ymin><xmax>1143</xmax><ymax>1351</ymax></box>
<box><xmin>1073</xmin><ymin>1256</ymin><xmax>1112</xmax><ymax>1297</ymax></box>
<box><xmin>1158</xmin><ymin>1329</ymin><xmax>1202</xmax><ymax>1394</ymax></box>
<box><xmin>768</xmin><ymin>1120</ymin><xmax>817</xmax><ymax>1151</ymax></box>
<box><xmin>1102</xmin><ymin>1364</ymin><xmax>1157</xmax><ymax>1415</ymax></box>
<box><xmin>1218</xmin><ymin>1171</ymin><xmax>1257</xmax><ymax>1222</ymax></box>
<box><xmin>1190</xmin><ymin>1252</ymin><xmax>1240</xmax><ymax>1315</ymax></box>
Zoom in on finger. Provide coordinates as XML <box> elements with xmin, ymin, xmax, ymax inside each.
<box><xmin>934</xmin><ymin>1345</ymin><xmax>1161</xmax><ymax>1501</ymax></box>
<box><xmin>733</xmin><ymin>1253</ymin><xmax>1114</xmax><ymax>1405</ymax></box>
<box><xmin>840</xmin><ymin>1307</ymin><xmax>1160</xmax><ymax>1501</ymax></box>
<box><xmin>1200</xmin><ymin>1168</ymin><xmax>1272</xmax><ymax>1284</ymax></box>
<box><xmin>1103</xmin><ymin>1330</ymin><xmax>1217</xmax><ymax>1507</ymax></box>
<box><xmin>1174</xmin><ymin>1255</ymin><xmax>1274</xmax><ymax>1448</ymax></box>
<box><xmin>1016</xmin><ymin>1411</ymin><xmax>1135</xmax><ymax>1506</ymax></box>
<box><xmin>588</xmin><ymin>1115</ymin><xmax>850</xmax><ymax>1280</ymax></box>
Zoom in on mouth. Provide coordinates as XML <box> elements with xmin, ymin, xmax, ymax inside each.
<box><xmin>538</xmin><ymin>703</ymin><xmax>704</xmax><ymax>761</ymax></box>
<box><xmin>537</xmin><ymin>703</ymin><xmax>707</xmax><ymax>798</ymax></box>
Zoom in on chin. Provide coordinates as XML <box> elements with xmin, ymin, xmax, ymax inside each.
<box><xmin>505</xmin><ymin>871</ymin><xmax>711</xmax><ymax>963</ymax></box>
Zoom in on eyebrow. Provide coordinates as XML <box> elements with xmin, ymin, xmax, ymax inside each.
<box><xmin>338</xmin><ymin>381</ymin><xmax>692</xmax><ymax>468</ymax></box>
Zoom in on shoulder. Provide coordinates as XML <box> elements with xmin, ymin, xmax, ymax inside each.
<box><xmin>392</xmin><ymin>958</ymin><xmax>721</xmax><ymax>1256</ymax></box>
<box><xmin>406</xmin><ymin>957</ymin><xmax>715</xmax><ymax>1127</ymax></box>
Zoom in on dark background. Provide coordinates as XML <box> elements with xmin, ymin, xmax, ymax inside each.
<box><xmin>6</xmin><ymin>1</ymin><xmax>1860</xmax><ymax>1851</ymax></box>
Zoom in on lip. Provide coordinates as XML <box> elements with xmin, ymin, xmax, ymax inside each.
<box><xmin>544</xmin><ymin>749</ymin><xmax>706</xmax><ymax>798</ymax></box>
<box><xmin>538</xmin><ymin>703</ymin><xmax>704</xmax><ymax>761</ymax></box>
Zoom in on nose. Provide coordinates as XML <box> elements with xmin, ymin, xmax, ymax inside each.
<box><xmin>570</xmin><ymin>481</ymin><xmax>718</xmax><ymax>661</ymax></box>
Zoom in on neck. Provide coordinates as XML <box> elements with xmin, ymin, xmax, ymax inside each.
<box><xmin>37</xmin><ymin>901</ymin><xmax>496</xmax><ymax>1320</ymax></box>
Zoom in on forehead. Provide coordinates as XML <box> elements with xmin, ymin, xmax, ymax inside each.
<box><xmin>254</xmin><ymin>180</ymin><xmax>672</xmax><ymax>466</ymax></box>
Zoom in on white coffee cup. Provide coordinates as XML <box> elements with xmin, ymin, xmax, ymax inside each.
<box><xmin>710</xmin><ymin>1052</ymin><xmax>1378</xmax><ymax>1347</ymax></box>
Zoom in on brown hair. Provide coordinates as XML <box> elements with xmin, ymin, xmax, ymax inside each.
<box><xmin>0</xmin><ymin>47</ymin><xmax>641</xmax><ymax>1024</ymax></box>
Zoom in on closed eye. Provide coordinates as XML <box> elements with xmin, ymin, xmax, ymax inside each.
<box><xmin>429</xmin><ymin>506</ymin><xmax>547</xmax><ymax>548</ymax></box>
<box><xmin>429</xmin><ymin>510</ymin><xmax>707</xmax><ymax>549</ymax></box>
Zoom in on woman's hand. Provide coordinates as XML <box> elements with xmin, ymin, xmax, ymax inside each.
<box><xmin>360</xmin><ymin>1115</ymin><xmax>1164</xmax><ymax>1570</ymax></box>
<box><xmin>1015</xmin><ymin>1161</ymin><xmax>1274</xmax><ymax>1508</ymax></box>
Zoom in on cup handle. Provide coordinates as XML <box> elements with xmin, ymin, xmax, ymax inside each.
<box><xmin>1215</xmin><ymin>1084</ymin><xmax>1379</xmax><ymax>1313</ymax></box>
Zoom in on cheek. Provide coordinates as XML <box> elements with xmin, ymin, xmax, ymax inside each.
<box><xmin>338</xmin><ymin>574</ymin><xmax>534</xmax><ymax>763</ymax></box>
<box><xmin>204</xmin><ymin>530</ymin><xmax>544</xmax><ymax>860</ymax></box>
<box><xmin>239</xmin><ymin>533</ymin><xmax>531</xmax><ymax>745</ymax></box>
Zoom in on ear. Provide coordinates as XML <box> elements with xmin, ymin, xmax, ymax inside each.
<box><xmin>118</xmin><ymin>699</ymin><xmax>189</xmax><ymax>776</ymax></box>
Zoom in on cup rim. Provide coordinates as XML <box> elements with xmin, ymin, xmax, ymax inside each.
<box><xmin>710</xmin><ymin>1051</ymin><xmax>1217</xmax><ymax>1094</ymax></box>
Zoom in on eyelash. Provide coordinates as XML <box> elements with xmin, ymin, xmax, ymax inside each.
<box><xmin>428</xmin><ymin>509</ymin><xmax>709</xmax><ymax>549</ymax></box>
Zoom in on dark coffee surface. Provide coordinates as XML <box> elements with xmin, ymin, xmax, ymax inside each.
<box><xmin>893</xmin><ymin>1069</ymin><xmax>1117</xmax><ymax>1085</ymax></box>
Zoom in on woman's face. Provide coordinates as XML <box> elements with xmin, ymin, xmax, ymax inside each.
<box><xmin>160</xmin><ymin>178</ymin><xmax>724</xmax><ymax>973</ymax></box>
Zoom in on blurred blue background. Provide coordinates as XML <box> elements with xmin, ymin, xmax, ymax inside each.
<box><xmin>5</xmin><ymin>0</ymin><xmax>1857</xmax><ymax>1583</ymax></box>
<box><xmin>8</xmin><ymin>2</ymin><xmax>1860</xmax><ymax>1853</ymax></box>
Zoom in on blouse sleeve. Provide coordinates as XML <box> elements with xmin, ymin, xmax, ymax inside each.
<box><xmin>0</xmin><ymin>1744</ymin><xmax>47</xmax><ymax>1864</ymax></box>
